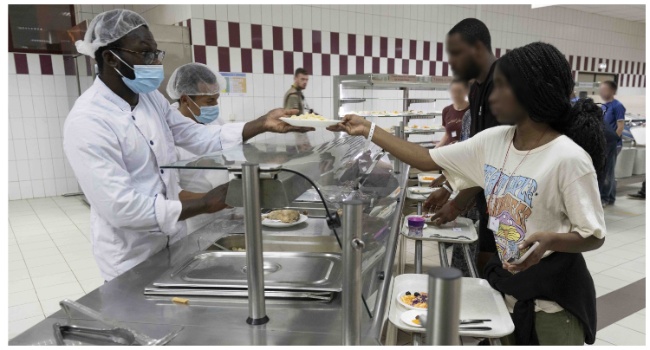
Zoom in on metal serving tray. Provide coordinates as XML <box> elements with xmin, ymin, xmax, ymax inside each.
<box><xmin>153</xmin><ymin>252</ymin><xmax>343</xmax><ymax>292</ymax></box>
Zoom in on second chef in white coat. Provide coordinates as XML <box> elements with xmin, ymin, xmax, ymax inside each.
<box><xmin>64</xmin><ymin>10</ymin><xmax>312</xmax><ymax>281</ymax></box>
<box><xmin>166</xmin><ymin>62</ymin><xmax>237</xmax><ymax>233</ymax></box>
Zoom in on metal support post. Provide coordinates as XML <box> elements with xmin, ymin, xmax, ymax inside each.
<box><xmin>241</xmin><ymin>163</ymin><xmax>269</xmax><ymax>325</ymax></box>
<box><xmin>425</xmin><ymin>267</ymin><xmax>462</xmax><ymax>345</ymax></box>
<box><xmin>342</xmin><ymin>200</ymin><xmax>364</xmax><ymax>345</ymax></box>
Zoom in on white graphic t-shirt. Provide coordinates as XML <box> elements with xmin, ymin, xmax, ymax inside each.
<box><xmin>430</xmin><ymin>125</ymin><xmax>606</xmax><ymax>312</ymax></box>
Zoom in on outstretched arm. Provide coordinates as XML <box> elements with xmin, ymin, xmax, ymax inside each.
<box><xmin>328</xmin><ymin>115</ymin><xmax>441</xmax><ymax>172</ymax></box>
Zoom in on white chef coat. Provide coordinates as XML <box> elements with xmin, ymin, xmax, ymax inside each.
<box><xmin>170</xmin><ymin>102</ymin><xmax>236</xmax><ymax>233</ymax></box>
<box><xmin>63</xmin><ymin>77</ymin><xmax>245</xmax><ymax>281</ymax></box>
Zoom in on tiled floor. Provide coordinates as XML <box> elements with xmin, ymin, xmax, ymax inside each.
<box><xmin>8</xmin><ymin>196</ymin><xmax>102</xmax><ymax>340</ymax></box>
<box><xmin>7</xmin><ymin>183</ymin><xmax>646</xmax><ymax>344</ymax></box>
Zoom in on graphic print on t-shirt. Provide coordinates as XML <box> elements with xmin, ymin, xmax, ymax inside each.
<box><xmin>484</xmin><ymin>164</ymin><xmax>538</xmax><ymax>262</ymax></box>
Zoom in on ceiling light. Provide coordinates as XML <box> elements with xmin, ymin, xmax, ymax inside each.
<box><xmin>599</xmin><ymin>63</ymin><xmax>607</xmax><ymax>69</ymax></box>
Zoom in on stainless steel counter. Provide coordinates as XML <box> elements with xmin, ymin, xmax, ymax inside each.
<box><xmin>10</xmin><ymin>169</ymin><xmax>410</xmax><ymax>346</ymax></box>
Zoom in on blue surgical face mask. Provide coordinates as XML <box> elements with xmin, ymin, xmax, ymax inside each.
<box><xmin>110</xmin><ymin>51</ymin><xmax>164</xmax><ymax>94</ymax></box>
<box><xmin>189</xmin><ymin>97</ymin><xmax>220</xmax><ymax>124</ymax></box>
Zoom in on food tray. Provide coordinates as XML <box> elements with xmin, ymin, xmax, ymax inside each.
<box><xmin>153</xmin><ymin>251</ymin><xmax>343</xmax><ymax>292</ymax></box>
<box><xmin>401</xmin><ymin>217</ymin><xmax>477</xmax><ymax>243</ymax></box>
<box><xmin>387</xmin><ymin>274</ymin><xmax>514</xmax><ymax>338</ymax></box>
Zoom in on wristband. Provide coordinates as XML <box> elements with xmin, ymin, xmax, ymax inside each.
<box><xmin>442</xmin><ymin>183</ymin><xmax>453</xmax><ymax>194</ymax></box>
<box><xmin>366</xmin><ymin>122</ymin><xmax>377</xmax><ymax>141</ymax></box>
<box><xmin>364</xmin><ymin>122</ymin><xmax>376</xmax><ymax>152</ymax></box>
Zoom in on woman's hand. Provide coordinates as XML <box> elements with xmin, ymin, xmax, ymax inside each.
<box><xmin>327</xmin><ymin>115</ymin><xmax>372</xmax><ymax>136</ymax></box>
<box><xmin>502</xmin><ymin>232</ymin><xmax>554</xmax><ymax>273</ymax></box>
<box><xmin>429</xmin><ymin>175</ymin><xmax>447</xmax><ymax>188</ymax></box>
<box><xmin>423</xmin><ymin>188</ymin><xmax>452</xmax><ymax>213</ymax></box>
<box><xmin>430</xmin><ymin>200</ymin><xmax>461</xmax><ymax>226</ymax></box>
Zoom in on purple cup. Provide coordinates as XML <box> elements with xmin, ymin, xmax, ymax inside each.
<box><xmin>407</xmin><ymin>216</ymin><xmax>426</xmax><ymax>237</ymax></box>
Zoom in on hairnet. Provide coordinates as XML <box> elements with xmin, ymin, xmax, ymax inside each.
<box><xmin>75</xmin><ymin>9</ymin><xmax>148</xmax><ymax>58</ymax></box>
<box><xmin>166</xmin><ymin>63</ymin><xmax>226</xmax><ymax>100</ymax></box>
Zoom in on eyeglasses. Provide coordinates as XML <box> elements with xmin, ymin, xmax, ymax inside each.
<box><xmin>111</xmin><ymin>47</ymin><xmax>166</xmax><ymax>65</ymax></box>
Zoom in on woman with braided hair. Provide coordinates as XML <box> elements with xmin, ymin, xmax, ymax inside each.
<box><xmin>329</xmin><ymin>41</ymin><xmax>606</xmax><ymax>345</ymax></box>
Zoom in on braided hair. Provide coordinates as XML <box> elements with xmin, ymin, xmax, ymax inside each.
<box><xmin>497</xmin><ymin>42</ymin><xmax>606</xmax><ymax>172</ymax></box>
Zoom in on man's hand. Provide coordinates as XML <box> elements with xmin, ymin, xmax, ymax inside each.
<box><xmin>262</xmin><ymin>108</ymin><xmax>315</xmax><ymax>133</ymax></box>
<box><xmin>430</xmin><ymin>200</ymin><xmax>461</xmax><ymax>226</ymax></box>
<box><xmin>423</xmin><ymin>188</ymin><xmax>451</xmax><ymax>213</ymax></box>
<box><xmin>502</xmin><ymin>232</ymin><xmax>552</xmax><ymax>273</ymax></box>
<box><xmin>327</xmin><ymin>114</ymin><xmax>372</xmax><ymax>136</ymax></box>
<box><xmin>201</xmin><ymin>183</ymin><xmax>231</xmax><ymax>214</ymax></box>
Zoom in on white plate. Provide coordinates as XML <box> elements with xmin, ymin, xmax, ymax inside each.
<box><xmin>279</xmin><ymin>117</ymin><xmax>339</xmax><ymax>128</ymax></box>
<box><xmin>261</xmin><ymin>214</ymin><xmax>308</xmax><ymax>228</ymax></box>
<box><xmin>396</xmin><ymin>290</ymin><xmax>429</xmax><ymax>310</ymax></box>
<box><xmin>418</xmin><ymin>173</ymin><xmax>440</xmax><ymax>184</ymax></box>
<box><xmin>408</xmin><ymin>186</ymin><xmax>435</xmax><ymax>195</ymax></box>
<box><xmin>400</xmin><ymin>310</ymin><xmax>426</xmax><ymax>328</ymax></box>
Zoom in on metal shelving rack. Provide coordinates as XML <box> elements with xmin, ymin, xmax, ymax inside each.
<box><xmin>333</xmin><ymin>74</ymin><xmax>453</xmax><ymax>143</ymax></box>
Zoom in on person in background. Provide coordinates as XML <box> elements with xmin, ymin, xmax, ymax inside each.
<box><xmin>570</xmin><ymin>91</ymin><xmax>579</xmax><ymax>105</ymax></box>
<box><xmin>424</xmin><ymin>18</ymin><xmax>501</xmax><ymax>277</ymax></box>
<box><xmin>598</xmin><ymin>80</ymin><xmax>626</xmax><ymax>207</ymax></box>
<box><xmin>166</xmin><ymin>62</ymin><xmax>237</xmax><ymax>233</ymax></box>
<box><xmin>284</xmin><ymin>68</ymin><xmax>312</xmax><ymax>115</ymax></box>
<box><xmin>436</xmin><ymin>79</ymin><xmax>470</xmax><ymax>148</ymax></box>
<box><xmin>628</xmin><ymin>182</ymin><xmax>645</xmax><ymax>199</ymax></box>
<box><xmin>64</xmin><ymin>9</ymin><xmax>312</xmax><ymax>281</ymax></box>
<box><xmin>329</xmin><ymin>42</ymin><xmax>606</xmax><ymax>345</ymax></box>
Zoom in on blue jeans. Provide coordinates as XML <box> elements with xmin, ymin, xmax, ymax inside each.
<box><xmin>598</xmin><ymin>144</ymin><xmax>621</xmax><ymax>204</ymax></box>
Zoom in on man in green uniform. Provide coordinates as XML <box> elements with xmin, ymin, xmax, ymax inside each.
<box><xmin>283</xmin><ymin>68</ymin><xmax>310</xmax><ymax>115</ymax></box>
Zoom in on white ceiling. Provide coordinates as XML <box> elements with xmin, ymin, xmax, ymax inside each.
<box><xmin>559</xmin><ymin>5</ymin><xmax>645</xmax><ymax>23</ymax></box>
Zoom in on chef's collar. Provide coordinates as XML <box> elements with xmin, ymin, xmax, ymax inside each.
<box><xmin>94</xmin><ymin>76</ymin><xmax>135</xmax><ymax>112</ymax></box>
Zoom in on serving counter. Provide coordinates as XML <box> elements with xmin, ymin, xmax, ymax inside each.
<box><xmin>10</xmin><ymin>130</ymin><xmax>412</xmax><ymax>345</ymax></box>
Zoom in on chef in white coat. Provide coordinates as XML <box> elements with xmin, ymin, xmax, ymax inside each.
<box><xmin>63</xmin><ymin>9</ymin><xmax>312</xmax><ymax>281</ymax></box>
<box><xmin>166</xmin><ymin>62</ymin><xmax>237</xmax><ymax>233</ymax></box>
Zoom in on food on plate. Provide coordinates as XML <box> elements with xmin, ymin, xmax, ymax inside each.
<box><xmin>413</xmin><ymin>315</ymin><xmax>422</xmax><ymax>325</ymax></box>
<box><xmin>412</xmin><ymin>125</ymin><xmax>419</xmax><ymax>129</ymax></box>
<box><xmin>265</xmin><ymin>210</ymin><xmax>301</xmax><ymax>223</ymax></box>
<box><xmin>288</xmin><ymin>113</ymin><xmax>330</xmax><ymax>121</ymax></box>
<box><xmin>422</xmin><ymin>125</ymin><xmax>430</xmax><ymax>129</ymax></box>
<box><xmin>401</xmin><ymin>291</ymin><xmax>428</xmax><ymax>309</ymax></box>
<box><xmin>421</xmin><ymin>176</ymin><xmax>436</xmax><ymax>181</ymax></box>
<box><xmin>231</xmin><ymin>247</ymin><xmax>245</xmax><ymax>252</ymax></box>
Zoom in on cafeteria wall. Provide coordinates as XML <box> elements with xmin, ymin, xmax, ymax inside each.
<box><xmin>8</xmin><ymin>4</ymin><xmax>646</xmax><ymax>200</ymax></box>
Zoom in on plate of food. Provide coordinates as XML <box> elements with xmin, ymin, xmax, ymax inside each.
<box><xmin>262</xmin><ymin>210</ymin><xmax>308</xmax><ymax>228</ymax></box>
<box><xmin>280</xmin><ymin>113</ymin><xmax>339</xmax><ymax>128</ymax></box>
<box><xmin>400</xmin><ymin>309</ymin><xmax>426</xmax><ymax>328</ymax></box>
<box><xmin>418</xmin><ymin>173</ymin><xmax>440</xmax><ymax>184</ymax></box>
<box><xmin>397</xmin><ymin>290</ymin><xmax>429</xmax><ymax>310</ymax></box>
<box><xmin>409</xmin><ymin>187</ymin><xmax>435</xmax><ymax>195</ymax></box>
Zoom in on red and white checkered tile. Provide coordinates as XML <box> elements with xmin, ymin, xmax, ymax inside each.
<box><xmin>187</xmin><ymin>19</ymin><xmax>646</xmax><ymax>88</ymax></box>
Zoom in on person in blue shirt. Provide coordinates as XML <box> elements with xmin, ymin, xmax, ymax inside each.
<box><xmin>598</xmin><ymin>80</ymin><xmax>626</xmax><ymax>207</ymax></box>
<box><xmin>570</xmin><ymin>91</ymin><xmax>579</xmax><ymax>105</ymax></box>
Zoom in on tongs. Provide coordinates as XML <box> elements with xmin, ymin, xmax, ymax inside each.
<box><xmin>55</xmin><ymin>299</ymin><xmax>183</xmax><ymax>346</ymax></box>
<box><xmin>53</xmin><ymin>324</ymin><xmax>136</xmax><ymax>345</ymax></box>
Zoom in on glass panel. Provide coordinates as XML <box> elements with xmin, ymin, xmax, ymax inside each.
<box><xmin>170</xmin><ymin>128</ymin><xmax>404</xmax><ymax>317</ymax></box>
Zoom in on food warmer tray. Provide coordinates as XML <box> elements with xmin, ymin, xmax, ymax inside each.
<box><xmin>152</xmin><ymin>251</ymin><xmax>343</xmax><ymax>292</ymax></box>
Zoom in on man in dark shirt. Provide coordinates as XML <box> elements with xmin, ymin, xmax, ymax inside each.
<box><xmin>428</xmin><ymin>18</ymin><xmax>500</xmax><ymax>276</ymax></box>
